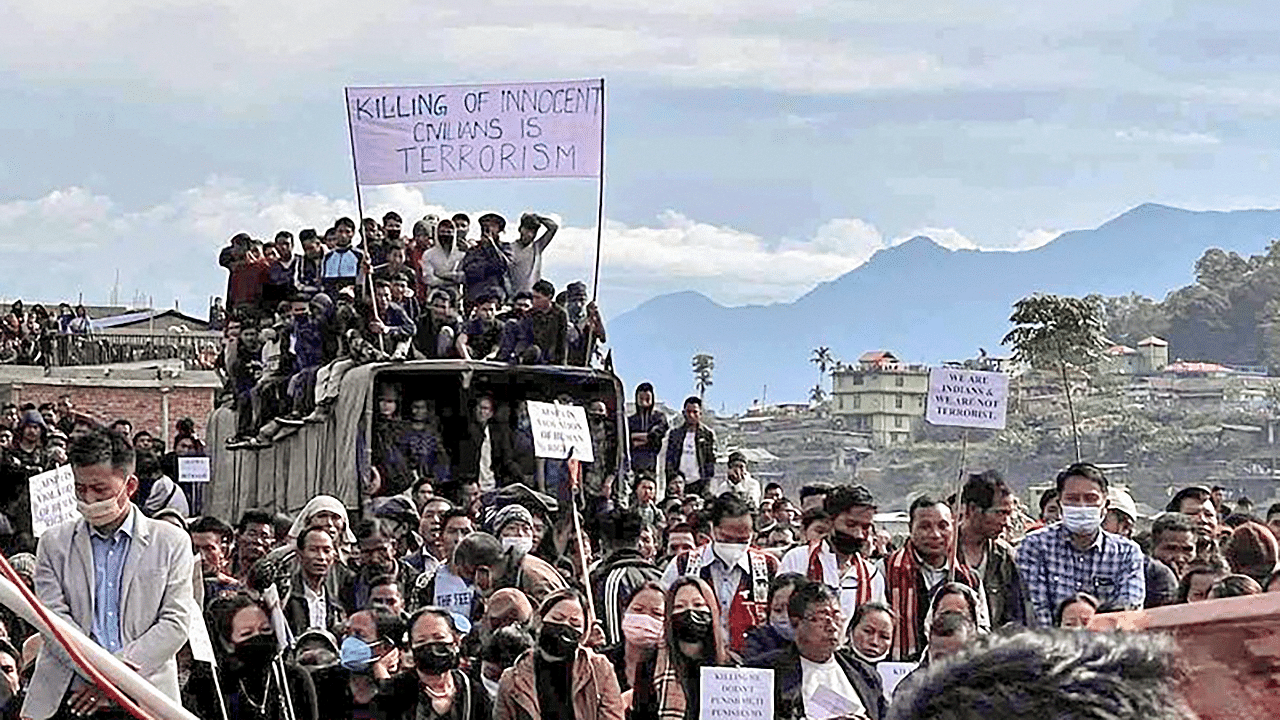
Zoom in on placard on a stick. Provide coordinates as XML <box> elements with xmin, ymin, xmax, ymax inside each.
<box><xmin>178</xmin><ymin>456</ymin><xmax>211</xmax><ymax>483</ymax></box>
<box><xmin>926</xmin><ymin>367</ymin><xmax>1009</xmax><ymax>430</ymax></box>
<box><xmin>525</xmin><ymin>401</ymin><xmax>595</xmax><ymax>462</ymax></box>
<box><xmin>30</xmin><ymin>465</ymin><xmax>77</xmax><ymax>537</ymax></box>
<box><xmin>699</xmin><ymin>667</ymin><xmax>773</xmax><ymax>720</ymax></box>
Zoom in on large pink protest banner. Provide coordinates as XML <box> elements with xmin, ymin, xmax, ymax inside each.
<box><xmin>346</xmin><ymin>79</ymin><xmax>604</xmax><ymax>185</ymax></box>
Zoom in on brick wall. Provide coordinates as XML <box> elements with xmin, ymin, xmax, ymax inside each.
<box><xmin>6</xmin><ymin>384</ymin><xmax>215</xmax><ymax>445</ymax></box>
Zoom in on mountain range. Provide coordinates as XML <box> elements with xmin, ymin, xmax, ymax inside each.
<box><xmin>607</xmin><ymin>203</ymin><xmax>1280</xmax><ymax>410</ymax></box>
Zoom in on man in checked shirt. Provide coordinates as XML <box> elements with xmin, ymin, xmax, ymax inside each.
<box><xmin>1016</xmin><ymin>462</ymin><xmax>1145</xmax><ymax>627</ymax></box>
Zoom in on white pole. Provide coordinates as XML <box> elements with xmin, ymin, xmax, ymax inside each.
<box><xmin>0</xmin><ymin>576</ymin><xmax>200</xmax><ymax>720</ymax></box>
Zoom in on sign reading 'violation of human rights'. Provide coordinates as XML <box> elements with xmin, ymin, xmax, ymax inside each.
<box><xmin>926</xmin><ymin>367</ymin><xmax>1009</xmax><ymax>430</ymax></box>
<box><xmin>526</xmin><ymin>401</ymin><xmax>595</xmax><ymax>463</ymax></box>
<box><xmin>346</xmin><ymin>79</ymin><xmax>604</xmax><ymax>185</ymax></box>
<box><xmin>30</xmin><ymin>465</ymin><xmax>77</xmax><ymax>537</ymax></box>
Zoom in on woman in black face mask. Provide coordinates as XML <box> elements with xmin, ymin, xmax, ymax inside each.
<box><xmin>493</xmin><ymin>588</ymin><xmax>624</xmax><ymax>720</ymax></box>
<box><xmin>632</xmin><ymin>577</ymin><xmax>732</xmax><ymax>720</ymax></box>
<box><xmin>189</xmin><ymin>593</ymin><xmax>319</xmax><ymax>720</ymax></box>
<box><xmin>383</xmin><ymin>607</ymin><xmax>491</xmax><ymax>720</ymax></box>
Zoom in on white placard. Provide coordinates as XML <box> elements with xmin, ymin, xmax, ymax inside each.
<box><xmin>926</xmin><ymin>367</ymin><xmax>1009</xmax><ymax>429</ymax></box>
<box><xmin>700</xmin><ymin>667</ymin><xmax>773</xmax><ymax>720</ymax></box>
<box><xmin>183</xmin><ymin>570</ymin><xmax>217</xmax><ymax>665</ymax></box>
<box><xmin>178</xmin><ymin>456</ymin><xmax>211</xmax><ymax>483</ymax></box>
<box><xmin>346</xmin><ymin>79</ymin><xmax>604</xmax><ymax>185</ymax></box>
<box><xmin>878</xmin><ymin>661</ymin><xmax>918</xmax><ymax>697</ymax></box>
<box><xmin>30</xmin><ymin>465</ymin><xmax>77</xmax><ymax>537</ymax></box>
<box><xmin>526</xmin><ymin>401</ymin><xmax>595</xmax><ymax>463</ymax></box>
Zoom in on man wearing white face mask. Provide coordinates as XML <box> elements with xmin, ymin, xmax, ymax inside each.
<box><xmin>1016</xmin><ymin>462</ymin><xmax>1146</xmax><ymax>627</ymax></box>
<box><xmin>661</xmin><ymin>492</ymin><xmax>778</xmax><ymax>656</ymax></box>
<box><xmin>25</xmin><ymin>427</ymin><xmax>195</xmax><ymax>720</ymax></box>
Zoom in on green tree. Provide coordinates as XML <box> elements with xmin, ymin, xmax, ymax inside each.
<box><xmin>809</xmin><ymin>383</ymin><xmax>827</xmax><ymax>405</ymax></box>
<box><xmin>1002</xmin><ymin>294</ymin><xmax>1108</xmax><ymax>461</ymax></box>
<box><xmin>692</xmin><ymin>353</ymin><xmax>715</xmax><ymax>400</ymax></box>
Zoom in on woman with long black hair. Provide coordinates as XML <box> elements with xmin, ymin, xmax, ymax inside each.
<box><xmin>632</xmin><ymin>576</ymin><xmax>733</xmax><ymax>720</ymax></box>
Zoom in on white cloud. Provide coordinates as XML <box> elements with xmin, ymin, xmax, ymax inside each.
<box><xmin>1012</xmin><ymin>228</ymin><xmax>1060</xmax><ymax>250</ymax></box>
<box><xmin>894</xmin><ymin>227</ymin><xmax>978</xmax><ymax>251</ymax></box>
<box><xmin>0</xmin><ymin>179</ymin><xmax>1051</xmax><ymax>313</ymax></box>
<box><xmin>1114</xmin><ymin>128</ymin><xmax>1221</xmax><ymax>146</ymax></box>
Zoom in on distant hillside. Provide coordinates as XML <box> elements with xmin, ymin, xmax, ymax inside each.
<box><xmin>608</xmin><ymin>204</ymin><xmax>1280</xmax><ymax>409</ymax></box>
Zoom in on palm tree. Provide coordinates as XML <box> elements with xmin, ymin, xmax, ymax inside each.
<box><xmin>692</xmin><ymin>353</ymin><xmax>715</xmax><ymax>400</ymax></box>
<box><xmin>809</xmin><ymin>384</ymin><xmax>827</xmax><ymax>405</ymax></box>
<box><xmin>811</xmin><ymin>346</ymin><xmax>834</xmax><ymax>384</ymax></box>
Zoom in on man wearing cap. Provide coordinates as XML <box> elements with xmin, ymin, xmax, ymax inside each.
<box><xmin>711</xmin><ymin>451</ymin><xmax>762</xmax><ymax>508</ymax></box>
<box><xmin>460</xmin><ymin>213</ymin><xmax>512</xmax><ymax>307</ymax></box>
<box><xmin>780</xmin><ymin>485</ymin><xmax>886</xmax><ymax>630</ymax></box>
<box><xmin>508</xmin><ymin>212</ymin><xmax>558</xmax><ymax>296</ymax></box>
<box><xmin>1102</xmin><ymin>488</ymin><xmax>1178</xmax><ymax>608</ymax></box>
<box><xmin>563</xmin><ymin>280</ymin><xmax>607</xmax><ymax>367</ymax></box>
<box><xmin>627</xmin><ymin>383</ymin><xmax>668</xmax><ymax>477</ymax></box>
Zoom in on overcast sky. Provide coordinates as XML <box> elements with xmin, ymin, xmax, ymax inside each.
<box><xmin>3</xmin><ymin>0</ymin><xmax>1279</xmax><ymax>315</ymax></box>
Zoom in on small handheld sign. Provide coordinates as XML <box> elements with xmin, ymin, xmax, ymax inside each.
<box><xmin>926</xmin><ymin>367</ymin><xmax>1009</xmax><ymax>430</ymax></box>
<box><xmin>699</xmin><ymin>667</ymin><xmax>773</xmax><ymax>720</ymax></box>
<box><xmin>526</xmin><ymin>401</ymin><xmax>595</xmax><ymax>462</ymax></box>
<box><xmin>178</xmin><ymin>456</ymin><xmax>212</xmax><ymax>483</ymax></box>
<box><xmin>30</xmin><ymin>465</ymin><xmax>77</xmax><ymax>537</ymax></box>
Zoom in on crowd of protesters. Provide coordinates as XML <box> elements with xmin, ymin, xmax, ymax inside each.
<box><xmin>213</xmin><ymin>210</ymin><xmax>608</xmax><ymax>450</ymax></box>
<box><xmin>0</xmin><ymin>377</ymin><xmax>1260</xmax><ymax>719</ymax></box>
<box><xmin>0</xmin><ymin>302</ymin><xmax>95</xmax><ymax>366</ymax></box>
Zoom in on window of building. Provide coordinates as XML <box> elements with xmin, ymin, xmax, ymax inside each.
<box><xmin>894</xmin><ymin>395</ymin><xmax>904</xmax><ymax>409</ymax></box>
<box><xmin>894</xmin><ymin>416</ymin><xmax>904</xmax><ymax>428</ymax></box>
<box><xmin>852</xmin><ymin>395</ymin><xmax>861</xmax><ymax>409</ymax></box>
<box><xmin>852</xmin><ymin>375</ymin><xmax>864</xmax><ymax>385</ymax></box>
<box><xmin>895</xmin><ymin>375</ymin><xmax>905</xmax><ymax>387</ymax></box>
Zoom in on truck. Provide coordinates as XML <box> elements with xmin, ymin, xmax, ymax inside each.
<box><xmin>205</xmin><ymin>359</ymin><xmax>629</xmax><ymax>521</ymax></box>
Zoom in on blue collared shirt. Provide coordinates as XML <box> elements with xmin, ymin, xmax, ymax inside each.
<box><xmin>89</xmin><ymin>506</ymin><xmax>136</xmax><ymax>654</ymax></box>
<box><xmin>1016</xmin><ymin>522</ymin><xmax>1146</xmax><ymax>627</ymax></box>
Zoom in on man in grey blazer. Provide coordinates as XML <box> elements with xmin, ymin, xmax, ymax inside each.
<box><xmin>24</xmin><ymin>427</ymin><xmax>195</xmax><ymax>720</ymax></box>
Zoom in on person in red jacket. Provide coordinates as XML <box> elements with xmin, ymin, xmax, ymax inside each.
<box><xmin>660</xmin><ymin>492</ymin><xmax>778</xmax><ymax>657</ymax></box>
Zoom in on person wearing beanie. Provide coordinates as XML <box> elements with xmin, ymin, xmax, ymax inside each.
<box><xmin>460</xmin><ymin>213</ymin><xmax>512</xmax><ymax>307</ymax></box>
<box><xmin>1224</xmin><ymin>521</ymin><xmax>1279</xmax><ymax>585</ymax></box>
<box><xmin>564</xmin><ymin>281</ymin><xmax>606</xmax><ymax>367</ymax></box>
<box><xmin>710</xmin><ymin>451</ymin><xmax>762</xmax><ymax>508</ymax></box>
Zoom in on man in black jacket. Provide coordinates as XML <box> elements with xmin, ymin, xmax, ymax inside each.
<box><xmin>590</xmin><ymin>510</ymin><xmax>662</xmax><ymax>646</ymax></box>
<box><xmin>752</xmin><ymin>581</ymin><xmax>887</xmax><ymax>720</ymax></box>
<box><xmin>627</xmin><ymin>383</ymin><xmax>668</xmax><ymax>476</ymax></box>
<box><xmin>663</xmin><ymin>396</ymin><xmax>716</xmax><ymax>497</ymax></box>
